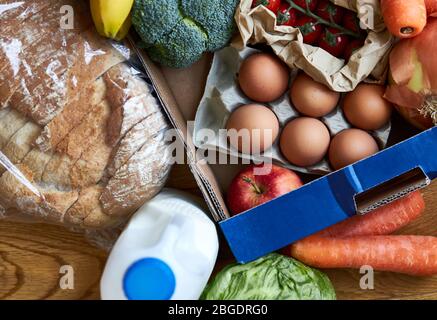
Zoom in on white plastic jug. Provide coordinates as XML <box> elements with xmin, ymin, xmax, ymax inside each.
<box><xmin>100</xmin><ymin>188</ymin><xmax>219</xmax><ymax>300</ymax></box>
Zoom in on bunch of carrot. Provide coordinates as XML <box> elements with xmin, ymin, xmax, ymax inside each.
<box><xmin>283</xmin><ymin>191</ymin><xmax>437</xmax><ymax>276</ymax></box>
<box><xmin>381</xmin><ymin>0</ymin><xmax>437</xmax><ymax>38</ymax></box>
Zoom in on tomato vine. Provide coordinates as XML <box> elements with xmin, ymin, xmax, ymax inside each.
<box><xmin>284</xmin><ymin>0</ymin><xmax>362</xmax><ymax>38</ymax></box>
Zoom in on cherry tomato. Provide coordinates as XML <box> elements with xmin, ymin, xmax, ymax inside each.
<box><xmin>296</xmin><ymin>16</ymin><xmax>323</xmax><ymax>45</ymax></box>
<box><xmin>276</xmin><ymin>2</ymin><xmax>298</xmax><ymax>26</ymax></box>
<box><xmin>315</xmin><ymin>0</ymin><xmax>345</xmax><ymax>24</ymax></box>
<box><xmin>294</xmin><ymin>0</ymin><xmax>319</xmax><ymax>11</ymax></box>
<box><xmin>343</xmin><ymin>38</ymin><xmax>364</xmax><ymax>61</ymax></box>
<box><xmin>252</xmin><ymin>0</ymin><xmax>282</xmax><ymax>14</ymax></box>
<box><xmin>342</xmin><ymin>10</ymin><xmax>363</xmax><ymax>34</ymax></box>
<box><xmin>318</xmin><ymin>27</ymin><xmax>350</xmax><ymax>57</ymax></box>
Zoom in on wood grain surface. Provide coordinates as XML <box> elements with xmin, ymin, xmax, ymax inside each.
<box><xmin>0</xmin><ymin>164</ymin><xmax>436</xmax><ymax>300</ymax></box>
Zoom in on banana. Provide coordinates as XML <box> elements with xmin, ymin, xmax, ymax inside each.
<box><xmin>90</xmin><ymin>0</ymin><xmax>134</xmax><ymax>41</ymax></box>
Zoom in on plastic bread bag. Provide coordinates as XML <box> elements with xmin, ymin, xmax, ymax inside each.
<box><xmin>0</xmin><ymin>0</ymin><xmax>173</xmax><ymax>243</ymax></box>
<box><xmin>234</xmin><ymin>0</ymin><xmax>395</xmax><ymax>92</ymax></box>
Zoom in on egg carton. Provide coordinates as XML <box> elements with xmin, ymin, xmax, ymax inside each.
<box><xmin>193</xmin><ymin>46</ymin><xmax>391</xmax><ymax>175</ymax></box>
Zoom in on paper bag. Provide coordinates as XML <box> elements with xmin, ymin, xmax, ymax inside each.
<box><xmin>234</xmin><ymin>0</ymin><xmax>394</xmax><ymax>92</ymax></box>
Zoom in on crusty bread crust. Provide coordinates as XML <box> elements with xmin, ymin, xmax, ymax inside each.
<box><xmin>0</xmin><ymin>122</ymin><xmax>41</xmax><ymax>174</ymax></box>
<box><xmin>35</xmin><ymin>78</ymin><xmax>107</xmax><ymax>152</ymax></box>
<box><xmin>0</xmin><ymin>0</ymin><xmax>91</xmax><ymax>110</ymax></box>
<box><xmin>0</xmin><ymin>110</ymin><xmax>28</xmax><ymax>148</ymax></box>
<box><xmin>64</xmin><ymin>185</ymin><xmax>118</xmax><ymax>229</ymax></box>
<box><xmin>0</xmin><ymin>0</ymin><xmax>52</xmax><ymax>35</ymax></box>
<box><xmin>0</xmin><ymin>3</ymin><xmax>171</xmax><ymax>229</ymax></box>
<box><xmin>105</xmin><ymin>111</ymin><xmax>168</xmax><ymax>179</ymax></box>
<box><xmin>103</xmin><ymin>63</ymin><xmax>156</xmax><ymax>147</ymax></box>
<box><xmin>103</xmin><ymin>63</ymin><xmax>151</xmax><ymax>108</ymax></box>
<box><xmin>70</xmin><ymin>131</ymin><xmax>112</xmax><ymax>189</ymax></box>
<box><xmin>101</xmin><ymin>131</ymin><xmax>171</xmax><ymax>217</ymax></box>
<box><xmin>22</xmin><ymin>149</ymin><xmax>53</xmax><ymax>182</ymax></box>
<box><xmin>9</xmin><ymin>29</ymin><xmax>123</xmax><ymax>125</ymax></box>
<box><xmin>0</xmin><ymin>164</ymin><xmax>79</xmax><ymax>223</ymax></box>
<box><xmin>56</xmin><ymin>100</ymin><xmax>111</xmax><ymax>159</ymax></box>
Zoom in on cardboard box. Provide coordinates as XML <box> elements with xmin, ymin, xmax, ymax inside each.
<box><xmin>133</xmin><ymin>47</ymin><xmax>437</xmax><ymax>264</ymax></box>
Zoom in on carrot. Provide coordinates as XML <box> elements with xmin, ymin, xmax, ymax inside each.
<box><xmin>426</xmin><ymin>0</ymin><xmax>437</xmax><ymax>16</ymax></box>
<box><xmin>282</xmin><ymin>192</ymin><xmax>434</xmax><ymax>276</ymax></box>
<box><xmin>290</xmin><ymin>236</ymin><xmax>437</xmax><ymax>276</ymax></box>
<box><xmin>381</xmin><ymin>0</ymin><xmax>427</xmax><ymax>38</ymax></box>
<box><xmin>310</xmin><ymin>191</ymin><xmax>425</xmax><ymax>238</ymax></box>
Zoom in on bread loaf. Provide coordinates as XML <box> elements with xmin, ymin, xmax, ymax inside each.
<box><xmin>9</xmin><ymin>30</ymin><xmax>123</xmax><ymax>125</ymax></box>
<box><xmin>0</xmin><ymin>0</ymin><xmax>54</xmax><ymax>36</ymax></box>
<box><xmin>0</xmin><ymin>0</ymin><xmax>91</xmax><ymax>109</ymax></box>
<box><xmin>0</xmin><ymin>1</ymin><xmax>172</xmax><ymax>229</ymax></box>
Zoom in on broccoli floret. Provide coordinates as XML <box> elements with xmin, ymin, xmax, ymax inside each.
<box><xmin>132</xmin><ymin>0</ymin><xmax>181</xmax><ymax>44</ymax></box>
<box><xmin>180</xmin><ymin>0</ymin><xmax>238</xmax><ymax>51</ymax></box>
<box><xmin>132</xmin><ymin>0</ymin><xmax>238</xmax><ymax>68</ymax></box>
<box><xmin>147</xmin><ymin>18</ymin><xmax>207</xmax><ymax>68</ymax></box>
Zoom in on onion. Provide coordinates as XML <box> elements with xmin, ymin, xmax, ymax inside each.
<box><xmin>426</xmin><ymin>0</ymin><xmax>437</xmax><ymax>17</ymax></box>
<box><xmin>385</xmin><ymin>18</ymin><xmax>437</xmax><ymax>129</ymax></box>
<box><xmin>396</xmin><ymin>105</ymin><xmax>434</xmax><ymax>130</ymax></box>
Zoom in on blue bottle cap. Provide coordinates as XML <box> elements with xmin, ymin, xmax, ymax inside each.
<box><xmin>123</xmin><ymin>258</ymin><xmax>176</xmax><ymax>300</ymax></box>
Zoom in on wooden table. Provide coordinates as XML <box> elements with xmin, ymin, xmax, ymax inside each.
<box><xmin>1</xmin><ymin>57</ymin><xmax>436</xmax><ymax>300</ymax></box>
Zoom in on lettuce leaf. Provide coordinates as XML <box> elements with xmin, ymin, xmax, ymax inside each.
<box><xmin>201</xmin><ymin>253</ymin><xmax>336</xmax><ymax>300</ymax></box>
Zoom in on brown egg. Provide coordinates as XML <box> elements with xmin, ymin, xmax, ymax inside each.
<box><xmin>290</xmin><ymin>73</ymin><xmax>340</xmax><ymax>117</ymax></box>
<box><xmin>280</xmin><ymin>117</ymin><xmax>331</xmax><ymax>167</ymax></box>
<box><xmin>226</xmin><ymin>104</ymin><xmax>279</xmax><ymax>154</ymax></box>
<box><xmin>329</xmin><ymin>129</ymin><xmax>379</xmax><ymax>170</ymax></box>
<box><xmin>238</xmin><ymin>53</ymin><xmax>290</xmax><ymax>103</ymax></box>
<box><xmin>343</xmin><ymin>84</ymin><xmax>392</xmax><ymax>130</ymax></box>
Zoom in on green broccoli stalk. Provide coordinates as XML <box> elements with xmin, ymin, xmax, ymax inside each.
<box><xmin>132</xmin><ymin>0</ymin><xmax>238</xmax><ymax>68</ymax></box>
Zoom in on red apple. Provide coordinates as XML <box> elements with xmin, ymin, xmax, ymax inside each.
<box><xmin>227</xmin><ymin>164</ymin><xmax>303</xmax><ymax>215</ymax></box>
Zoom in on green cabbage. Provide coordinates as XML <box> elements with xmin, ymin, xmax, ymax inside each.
<box><xmin>201</xmin><ymin>253</ymin><xmax>336</xmax><ymax>300</ymax></box>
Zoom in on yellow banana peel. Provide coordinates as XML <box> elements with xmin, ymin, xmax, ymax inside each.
<box><xmin>90</xmin><ymin>0</ymin><xmax>134</xmax><ymax>41</ymax></box>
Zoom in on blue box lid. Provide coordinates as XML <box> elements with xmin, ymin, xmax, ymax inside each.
<box><xmin>220</xmin><ymin>127</ymin><xmax>437</xmax><ymax>263</ymax></box>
